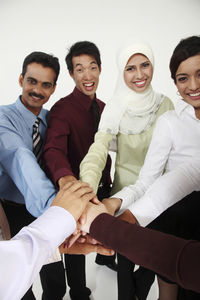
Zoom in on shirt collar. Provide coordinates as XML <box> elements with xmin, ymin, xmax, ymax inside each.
<box><xmin>175</xmin><ymin>99</ymin><xmax>199</xmax><ymax>120</ymax></box>
<box><xmin>72</xmin><ymin>87</ymin><xmax>97</xmax><ymax>111</ymax></box>
<box><xmin>15</xmin><ymin>96</ymin><xmax>48</xmax><ymax>129</ymax></box>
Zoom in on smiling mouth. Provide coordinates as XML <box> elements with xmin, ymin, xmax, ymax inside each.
<box><xmin>83</xmin><ymin>82</ymin><xmax>95</xmax><ymax>90</ymax></box>
<box><xmin>189</xmin><ymin>92</ymin><xmax>200</xmax><ymax>97</ymax></box>
<box><xmin>83</xmin><ymin>82</ymin><xmax>94</xmax><ymax>87</ymax></box>
<box><xmin>134</xmin><ymin>80</ymin><xmax>146</xmax><ymax>87</ymax></box>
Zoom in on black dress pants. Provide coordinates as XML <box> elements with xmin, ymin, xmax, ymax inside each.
<box><xmin>117</xmin><ymin>191</ymin><xmax>200</xmax><ymax>300</ymax></box>
<box><xmin>1</xmin><ymin>200</ymin><xmax>66</xmax><ymax>300</ymax></box>
<box><xmin>64</xmin><ymin>254</ymin><xmax>91</xmax><ymax>300</ymax></box>
<box><xmin>117</xmin><ymin>254</ymin><xmax>155</xmax><ymax>300</ymax></box>
<box><xmin>95</xmin><ymin>183</ymin><xmax>116</xmax><ymax>265</ymax></box>
<box><xmin>148</xmin><ymin>191</ymin><xmax>200</xmax><ymax>300</ymax></box>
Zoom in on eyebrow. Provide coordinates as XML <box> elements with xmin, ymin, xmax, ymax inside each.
<box><xmin>27</xmin><ymin>76</ymin><xmax>37</xmax><ymax>81</ymax></box>
<box><xmin>126</xmin><ymin>60</ymin><xmax>150</xmax><ymax>67</ymax></box>
<box><xmin>75</xmin><ymin>61</ymin><xmax>97</xmax><ymax>68</ymax></box>
<box><xmin>27</xmin><ymin>76</ymin><xmax>53</xmax><ymax>85</ymax></box>
<box><xmin>176</xmin><ymin>73</ymin><xmax>187</xmax><ymax>77</ymax></box>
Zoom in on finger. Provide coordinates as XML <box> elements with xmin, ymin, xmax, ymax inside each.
<box><xmin>85</xmin><ymin>235</ymin><xmax>100</xmax><ymax>245</ymax></box>
<box><xmin>79</xmin><ymin>209</ymin><xmax>87</xmax><ymax>225</ymax></box>
<box><xmin>66</xmin><ymin>232</ymin><xmax>81</xmax><ymax>248</ymax></box>
<box><xmin>73</xmin><ymin>227</ymin><xmax>80</xmax><ymax>236</ymax></box>
<box><xmin>63</xmin><ymin>181</ymin><xmax>90</xmax><ymax>192</ymax></box>
<box><xmin>60</xmin><ymin>181</ymin><xmax>75</xmax><ymax>190</ymax></box>
<box><xmin>75</xmin><ymin>186</ymin><xmax>95</xmax><ymax>199</ymax></box>
<box><xmin>81</xmin><ymin>192</ymin><xmax>96</xmax><ymax>203</ymax></box>
<box><xmin>77</xmin><ymin>237</ymin><xmax>86</xmax><ymax>243</ymax></box>
<box><xmin>91</xmin><ymin>196</ymin><xmax>100</xmax><ymax>204</ymax></box>
<box><xmin>96</xmin><ymin>246</ymin><xmax>115</xmax><ymax>256</ymax></box>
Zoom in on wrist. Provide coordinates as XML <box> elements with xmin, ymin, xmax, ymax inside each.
<box><xmin>102</xmin><ymin>197</ymin><xmax>122</xmax><ymax>215</ymax></box>
<box><xmin>58</xmin><ymin>175</ymin><xmax>77</xmax><ymax>189</ymax></box>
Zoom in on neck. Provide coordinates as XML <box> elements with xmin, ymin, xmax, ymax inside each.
<box><xmin>195</xmin><ymin>107</ymin><xmax>200</xmax><ymax>120</ymax></box>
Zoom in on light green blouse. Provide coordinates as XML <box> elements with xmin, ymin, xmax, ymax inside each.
<box><xmin>80</xmin><ymin>96</ymin><xmax>174</xmax><ymax>195</ymax></box>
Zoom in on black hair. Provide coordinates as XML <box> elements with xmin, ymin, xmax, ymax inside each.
<box><xmin>22</xmin><ymin>51</ymin><xmax>60</xmax><ymax>84</ymax></box>
<box><xmin>170</xmin><ymin>36</ymin><xmax>200</xmax><ymax>83</ymax></box>
<box><xmin>65</xmin><ymin>41</ymin><xmax>101</xmax><ymax>73</ymax></box>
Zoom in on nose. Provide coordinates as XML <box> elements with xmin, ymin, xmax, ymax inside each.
<box><xmin>189</xmin><ymin>77</ymin><xmax>199</xmax><ymax>91</ymax></box>
<box><xmin>135</xmin><ymin>67</ymin><xmax>143</xmax><ymax>79</ymax></box>
<box><xmin>33</xmin><ymin>83</ymin><xmax>43</xmax><ymax>94</ymax></box>
<box><xmin>83</xmin><ymin>69</ymin><xmax>93</xmax><ymax>80</ymax></box>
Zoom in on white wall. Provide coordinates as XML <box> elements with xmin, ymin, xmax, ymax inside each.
<box><xmin>0</xmin><ymin>0</ymin><xmax>199</xmax><ymax>109</ymax></box>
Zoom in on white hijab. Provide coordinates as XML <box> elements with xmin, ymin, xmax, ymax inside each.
<box><xmin>99</xmin><ymin>42</ymin><xmax>164</xmax><ymax>135</ymax></box>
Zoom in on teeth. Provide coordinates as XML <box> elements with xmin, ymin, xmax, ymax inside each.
<box><xmin>189</xmin><ymin>92</ymin><xmax>200</xmax><ymax>97</ymax></box>
<box><xmin>135</xmin><ymin>80</ymin><xmax>145</xmax><ymax>86</ymax></box>
<box><xmin>84</xmin><ymin>83</ymin><xmax>93</xmax><ymax>87</ymax></box>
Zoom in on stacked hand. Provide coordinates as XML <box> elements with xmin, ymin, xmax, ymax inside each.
<box><xmin>52</xmin><ymin>180</ymin><xmax>114</xmax><ymax>255</ymax></box>
<box><xmin>54</xmin><ymin>180</ymin><xmax>137</xmax><ymax>256</ymax></box>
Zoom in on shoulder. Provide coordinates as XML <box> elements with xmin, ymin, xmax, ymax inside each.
<box><xmin>0</xmin><ymin>103</ymin><xmax>17</xmax><ymax>121</ymax></box>
<box><xmin>155</xmin><ymin>95</ymin><xmax>174</xmax><ymax>118</ymax></box>
<box><xmin>161</xmin><ymin>95</ymin><xmax>174</xmax><ymax>109</ymax></box>
<box><xmin>0</xmin><ymin>103</ymin><xmax>15</xmax><ymax>113</ymax></box>
<box><xmin>96</xmin><ymin>98</ymin><xmax>106</xmax><ymax>113</ymax></box>
<box><xmin>157</xmin><ymin>110</ymin><xmax>178</xmax><ymax>126</ymax></box>
<box><xmin>50</xmin><ymin>93</ymin><xmax>73</xmax><ymax>112</ymax></box>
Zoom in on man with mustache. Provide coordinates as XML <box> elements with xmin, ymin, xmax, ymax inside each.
<box><xmin>0</xmin><ymin>51</ymin><xmax>66</xmax><ymax>300</ymax></box>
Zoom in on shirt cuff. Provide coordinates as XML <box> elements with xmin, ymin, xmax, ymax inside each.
<box><xmin>112</xmin><ymin>190</ymin><xmax>134</xmax><ymax>215</ymax></box>
<box><xmin>128</xmin><ymin>195</ymin><xmax>160</xmax><ymax>227</ymax></box>
<box><xmin>24</xmin><ymin>206</ymin><xmax>76</xmax><ymax>251</ymax></box>
<box><xmin>46</xmin><ymin>248</ymin><xmax>61</xmax><ymax>264</ymax></box>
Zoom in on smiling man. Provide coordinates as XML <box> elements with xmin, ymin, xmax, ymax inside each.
<box><xmin>0</xmin><ymin>51</ymin><xmax>69</xmax><ymax>300</ymax></box>
<box><xmin>43</xmin><ymin>41</ymin><xmax>113</xmax><ymax>300</ymax></box>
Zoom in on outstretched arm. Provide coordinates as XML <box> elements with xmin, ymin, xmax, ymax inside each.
<box><xmin>0</xmin><ymin>181</ymin><xmax>94</xmax><ymax>299</ymax></box>
<box><xmin>127</xmin><ymin>160</ymin><xmax>200</xmax><ymax>226</ymax></box>
<box><xmin>80</xmin><ymin>131</ymin><xmax>114</xmax><ymax>193</ymax></box>
<box><xmin>89</xmin><ymin>213</ymin><xmax>200</xmax><ymax>294</ymax></box>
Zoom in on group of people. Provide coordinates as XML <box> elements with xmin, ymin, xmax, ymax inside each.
<box><xmin>0</xmin><ymin>35</ymin><xmax>199</xmax><ymax>300</ymax></box>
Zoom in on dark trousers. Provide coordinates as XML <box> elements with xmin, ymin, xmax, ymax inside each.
<box><xmin>148</xmin><ymin>191</ymin><xmax>200</xmax><ymax>300</ymax></box>
<box><xmin>96</xmin><ymin>183</ymin><xmax>116</xmax><ymax>265</ymax></box>
<box><xmin>117</xmin><ymin>254</ymin><xmax>155</xmax><ymax>300</ymax></box>
<box><xmin>64</xmin><ymin>254</ymin><xmax>91</xmax><ymax>299</ymax></box>
<box><xmin>117</xmin><ymin>191</ymin><xmax>200</xmax><ymax>300</ymax></box>
<box><xmin>1</xmin><ymin>200</ymin><xmax>66</xmax><ymax>300</ymax></box>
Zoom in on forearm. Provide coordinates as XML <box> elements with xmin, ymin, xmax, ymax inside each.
<box><xmin>80</xmin><ymin>131</ymin><xmax>113</xmax><ymax>193</ymax></box>
<box><xmin>43</xmin><ymin>106</ymin><xmax>75</xmax><ymax>185</ymax></box>
<box><xmin>128</xmin><ymin>160</ymin><xmax>200</xmax><ymax>226</ymax></box>
<box><xmin>90</xmin><ymin>213</ymin><xmax>200</xmax><ymax>293</ymax></box>
<box><xmin>1</xmin><ymin>146</ymin><xmax>56</xmax><ymax>217</ymax></box>
<box><xmin>43</xmin><ymin>146</ymin><xmax>75</xmax><ymax>186</ymax></box>
<box><xmin>0</xmin><ymin>207</ymin><xmax>75</xmax><ymax>299</ymax></box>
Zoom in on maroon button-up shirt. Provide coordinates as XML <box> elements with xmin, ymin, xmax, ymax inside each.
<box><xmin>43</xmin><ymin>87</ymin><xmax>111</xmax><ymax>189</ymax></box>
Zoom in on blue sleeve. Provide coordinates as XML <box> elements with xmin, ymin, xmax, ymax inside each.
<box><xmin>0</xmin><ymin>117</ymin><xmax>56</xmax><ymax>217</ymax></box>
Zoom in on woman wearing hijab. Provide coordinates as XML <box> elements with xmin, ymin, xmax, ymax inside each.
<box><xmin>80</xmin><ymin>42</ymin><xmax>174</xmax><ymax>300</ymax></box>
<box><xmin>107</xmin><ymin>35</ymin><xmax>200</xmax><ymax>300</ymax></box>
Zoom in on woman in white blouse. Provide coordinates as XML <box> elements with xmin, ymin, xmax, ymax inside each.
<box><xmin>107</xmin><ymin>36</ymin><xmax>200</xmax><ymax>300</ymax></box>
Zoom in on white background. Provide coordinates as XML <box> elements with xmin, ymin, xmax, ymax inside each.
<box><xmin>1</xmin><ymin>1</ymin><xmax>200</xmax><ymax>299</ymax></box>
<box><xmin>0</xmin><ymin>0</ymin><xmax>200</xmax><ymax>109</ymax></box>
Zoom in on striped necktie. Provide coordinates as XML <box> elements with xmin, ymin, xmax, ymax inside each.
<box><xmin>32</xmin><ymin>117</ymin><xmax>43</xmax><ymax>167</ymax></box>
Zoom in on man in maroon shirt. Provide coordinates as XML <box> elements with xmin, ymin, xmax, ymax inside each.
<box><xmin>43</xmin><ymin>41</ymin><xmax>115</xmax><ymax>300</ymax></box>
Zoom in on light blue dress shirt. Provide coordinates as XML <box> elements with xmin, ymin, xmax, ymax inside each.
<box><xmin>0</xmin><ymin>97</ymin><xmax>56</xmax><ymax>217</ymax></box>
